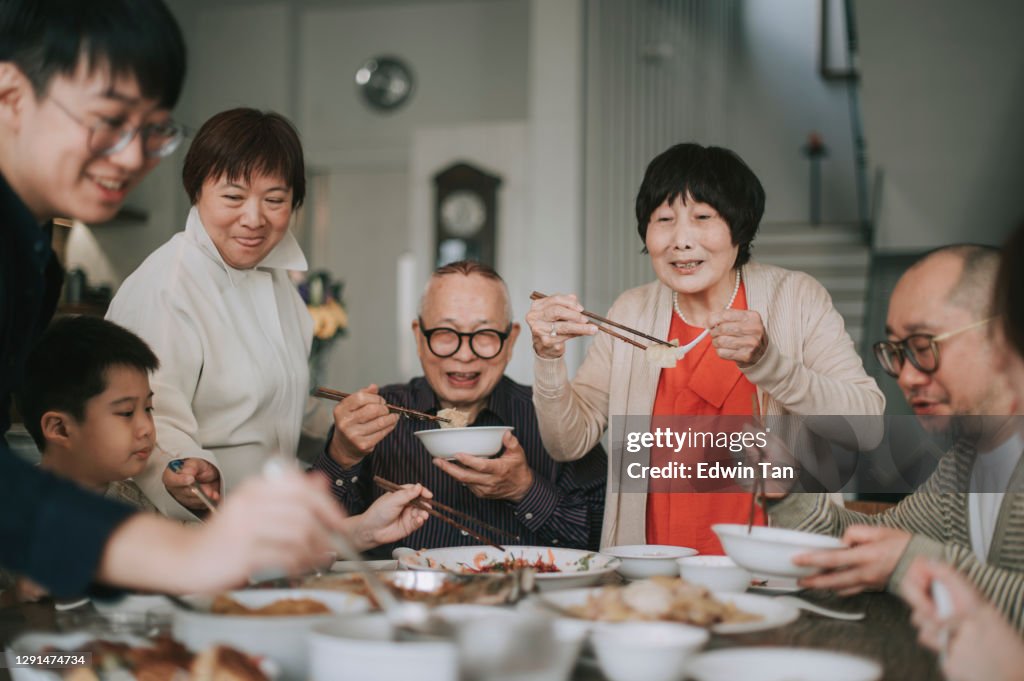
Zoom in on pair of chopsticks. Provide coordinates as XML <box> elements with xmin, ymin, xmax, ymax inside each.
<box><xmin>314</xmin><ymin>386</ymin><xmax>450</xmax><ymax>424</ymax></box>
<box><xmin>166</xmin><ymin>459</ymin><xmax>218</xmax><ymax>515</ymax></box>
<box><xmin>374</xmin><ymin>476</ymin><xmax>518</xmax><ymax>551</ymax></box>
<box><xmin>530</xmin><ymin>291</ymin><xmax>674</xmax><ymax>350</ymax></box>
<box><xmin>748</xmin><ymin>394</ymin><xmax>765</xmax><ymax>533</ymax></box>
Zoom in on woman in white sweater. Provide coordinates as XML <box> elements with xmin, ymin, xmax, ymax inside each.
<box><xmin>527</xmin><ymin>143</ymin><xmax>884</xmax><ymax>551</ymax></box>
<box><xmin>108</xmin><ymin>109</ymin><xmax>426</xmax><ymax>535</ymax></box>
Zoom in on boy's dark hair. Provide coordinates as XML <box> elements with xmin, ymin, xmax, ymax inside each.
<box><xmin>182</xmin><ymin>108</ymin><xmax>306</xmax><ymax>209</ymax></box>
<box><xmin>0</xmin><ymin>0</ymin><xmax>186</xmax><ymax>108</ymax></box>
<box><xmin>18</xmin><ymin>317</ymin><xmax>159</xmax><ymax>450</ymax></box>
<box><xmin>635</xmin><ymin>143</ymin><xmax>766</xmax><ymax>267</ymax></box>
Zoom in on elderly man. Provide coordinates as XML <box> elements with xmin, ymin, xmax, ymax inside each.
<box><xmin>314</xmin><ymin>260</ymin><xmax>606</xmax><ymax>552</ymax></box>
<box><xmin>766</xmin><ymin>245</ymin><xmax>1024</xmax><ymax>626</ymax></box>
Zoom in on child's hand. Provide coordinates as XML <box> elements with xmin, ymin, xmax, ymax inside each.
<box><xmin>163</xmin><ymin>458</ymin><xmax>222</xmax><ymax>513</ymax></box>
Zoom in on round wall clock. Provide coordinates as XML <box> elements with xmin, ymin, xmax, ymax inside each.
<box><xmin>354</xmin><ymin>56</ymin><xmax>414</xmax><ymax>112</ymax></box>
<box><xmin>440</xmin><ymin>190</ymin><xmax>487</xmax><ymax>237</ymax></box>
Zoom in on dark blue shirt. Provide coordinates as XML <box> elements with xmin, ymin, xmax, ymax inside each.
<box><xmin>1</xmin><ymin>170</ymin><xmax>136</xmax><ymax>597</ymax></box>
<box><xmin>313</xmin><ymin>376</ymin><xmax>606</xmax><ymax>555</ymax></box>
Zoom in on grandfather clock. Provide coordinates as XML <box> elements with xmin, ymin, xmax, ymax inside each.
<box><xmin>433</xmin><ymin>162</ymin><xmax>501</xmax><ymax>267</ymax></box>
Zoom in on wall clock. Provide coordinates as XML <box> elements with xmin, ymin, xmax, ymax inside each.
<box><xmin>433</xmin><ymin>162</ymin><xmax>501</xmax><ymax>267</ymax></box>
<box><xmin>355</xmin><ymin>56</ymin><xmax>414</xmax><ymax>112</ymax></box>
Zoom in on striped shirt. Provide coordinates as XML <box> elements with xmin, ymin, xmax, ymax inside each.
<box><xmin>769</xmin><ymin>438</ymin><xmax>1024</xmax><ymax>631</ymax></box>
<box><xmin>313</xmin><ymin>376</ymin><xmax>607</xmax><ymax>555</ymax></box>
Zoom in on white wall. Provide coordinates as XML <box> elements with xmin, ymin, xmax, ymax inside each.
<box><xmin>858</xmin><ymin>0</ymin><xmax>1024</xmax><ymax>251</ymax></box>
<box><xmin>732</xmin><ymin>0</ymin><xmax>858</xmax><ymax>224</ymax></box>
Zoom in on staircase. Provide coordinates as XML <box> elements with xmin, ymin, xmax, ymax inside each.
<box><xmin>752</xmin><ymin>222</ymin><xmax>870</xmax><ymax>347</ymax></box>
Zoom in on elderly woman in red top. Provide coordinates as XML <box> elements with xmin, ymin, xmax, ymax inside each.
<box><xmin>527</xmin><ymin>143</ymin><xmax>884</xmax><ymax>553</ymax></box>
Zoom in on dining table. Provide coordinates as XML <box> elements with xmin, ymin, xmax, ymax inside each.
<box><xmin>0</xmin><ymin>588</ymin><xmax>942</xmax><ymax>681</ymax></box>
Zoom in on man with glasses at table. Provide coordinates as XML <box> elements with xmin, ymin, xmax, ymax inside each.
<box><xmin>762</xmin><ymin>245</ymin><xmax>1024</xmax><ymax>628</ymax></box>
<box><xmin>313</xmin><ymin>260</ymin><xmax>607</xmax><ymax>553</ymax></box>
<box><xmin>1</xmin><ymin>0</ymin><xmax>369</xmax><ymax>601</ymax></box>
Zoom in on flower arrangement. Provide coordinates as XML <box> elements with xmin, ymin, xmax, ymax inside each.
<box><xmin>294</xmin><ymin>271</ymin><xmax>349</xmax><ymax>341</ymax></box>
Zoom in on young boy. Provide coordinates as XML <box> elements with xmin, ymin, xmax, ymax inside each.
<box><xmin>18</xmin><ymin>316</ymin><xmax>162</xmax><ymax>511</ymax></box>
<box><xmin>0</xmin><ymin>0</ymin><xmax>412</xmax><ymax>599</ymax></box>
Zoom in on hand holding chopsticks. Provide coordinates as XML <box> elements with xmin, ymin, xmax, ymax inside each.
<box><xmin>374</xmin><ymin>476</ymin><xmax>517</xmax><ymax>551</ymax></box>
<box><xmin>527</xmin><ymin>291</ymin><xmax>674</xmax><ymax>355</ymax></box>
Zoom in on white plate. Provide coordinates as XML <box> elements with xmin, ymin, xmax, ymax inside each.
<box><xmin>747</xmin><ymin>577</ymin><xmax>803</xmax><ymax>594</ymax></box>
<box><xmin>524</xmin><ymin>587</ymin><xmax>799</xmax><ymax>634</ymax></box>
<box><xmin>397</xmin><ymin>545</ymin><xmax>619</xmax><ymax>591</ymax></box>
<box><xmin>687</xmin><ymin>647</ymin><xmax>882</xmax><ymax>681</ymax></box>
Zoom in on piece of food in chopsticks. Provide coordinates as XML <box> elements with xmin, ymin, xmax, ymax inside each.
<box><xmin>644</xmin><ymin>338</ymin><xmax>682</xmax><ymax>368</ymax></box>
<box><xmin>566</xmin><ymin>576</ymin><xmax>760</xmax><ymax>626</ymax></box>
<box><xmin>437</xmin><ymin>407</ymin><xmax>470</xmax><ymax>428</ymax></box>
<box><xmin>210</xmin><ymin>594</ymin><xmax>330</xmax><ymax>616</ymax></box>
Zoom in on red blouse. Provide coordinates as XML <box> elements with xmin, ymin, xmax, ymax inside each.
<box><xmin>645</xmin><ymin>282</ymin><xmax>767</xmax><ymax>554</ymax></box>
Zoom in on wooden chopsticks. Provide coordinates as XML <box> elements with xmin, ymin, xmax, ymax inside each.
<box><xmin>748</xmin><ymin>394</ymin><xmax>765</xmax><ymax>533</ymax></box>
<box><xmin>313</xmin><ymin>387</ymin><xmax>450</xmax><ymax>424</ymax></box>
<box><xmin>530</xmin><ymin>291</ymin><xmax>674</xmax><ymax>348</ymax></box>
<box><xmin>374</xmin><ymin>476</ymin><xmax>517</xmax><ymax>551</ymax></box>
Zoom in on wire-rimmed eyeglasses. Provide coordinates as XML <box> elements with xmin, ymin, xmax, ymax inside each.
<box><xmin>49</xmin><ymin>97</ymin><xmax>187</xmax><ymax>159</ymax></box>
<box><xmin>873</xmin><ymin>317</ymin><xmax>993</xmax><ymax>378</ymax></box>
<box><xmin>418</xmin><ymin>318</ymin><xmax>512</xmax><ymax>360</ymax></box>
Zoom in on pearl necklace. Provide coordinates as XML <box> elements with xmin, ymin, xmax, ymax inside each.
<box><xmin>673</xmin><ymin>268</ymin><xmax>742</xmax><ymax>328</ymax></box>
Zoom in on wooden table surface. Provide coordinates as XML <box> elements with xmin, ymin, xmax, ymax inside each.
<box><xmin>1</xmin><ymin>590</ymin><xmax>941</xmax><ymax>681</ymax></box>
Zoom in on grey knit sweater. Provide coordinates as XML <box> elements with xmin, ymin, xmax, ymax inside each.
<box><xmin>769</xmin><ymin>439</ymin><xmax>1024</xmax><ymax>630</ymax></box>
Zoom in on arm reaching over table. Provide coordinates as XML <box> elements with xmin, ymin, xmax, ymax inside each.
<box><xmin>903</xmin><ymin>558</ymin><xmax>1024</xmax><ymax>681</ymax></box>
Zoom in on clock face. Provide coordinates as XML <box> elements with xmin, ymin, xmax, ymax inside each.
<box><xmin>440</xmin><ymin>190</ymin><xmax>487</xmax><ymax>237</ymax></box>
<box><xmin>355</xmin><ymin>56</ymin><xmax>414</xmax><ymax>111</ymax></box>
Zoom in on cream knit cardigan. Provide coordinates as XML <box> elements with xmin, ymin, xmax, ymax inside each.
<box><xmin>533</xmin><ymin>261</ymin><xmax>886</xmax><ymax>548</ymax></box>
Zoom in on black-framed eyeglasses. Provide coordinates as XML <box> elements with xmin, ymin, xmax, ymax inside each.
<box><xmin>873</xmin><ymin>318</ymin><xmax>992</xmax><ymax>378</ymax></box>
<box><xmin>418</xmin><ymin>318</ymin><xmax>512</xmax><ymax>360</ymax></box>
<box><xmin>49</xmin><ymin>97</ymin><xmax>188</xmax><ymax>159</ymax></box>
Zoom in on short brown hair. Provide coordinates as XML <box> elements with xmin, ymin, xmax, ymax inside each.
<box><xmin>996</xmin><ymin>223</ymin><xmax>1024</xmax><ymax>357</ymax></box>
<box><xmin>182</xmin><ymin>108</ymin><xmax>306</xmax><ymax>208</ymax></box>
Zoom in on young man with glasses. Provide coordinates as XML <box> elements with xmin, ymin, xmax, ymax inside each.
<box><xmin>314</xmin><ymin>260</ymin><xmax>607</xmax><ymax>552</ymax></box>
<box><xmin>764</xmin><ymin>245</ymin><xmax>1024</xmax><ymax>629</ymax></box>
<box><xmin>0</xmin><ymin>0</ymin><xmax>358</xmax><ymax>600</ymax></box>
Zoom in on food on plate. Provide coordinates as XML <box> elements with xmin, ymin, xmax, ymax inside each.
<box><xmin>437</xmin><ymin>408</ymin><xmax>470</xmax><ymax>428</ymax></box>
<box><xmin>43</xmin><ymin>637</ymin><xmax>267</xmax><ymax>681</ymax></box>
<box><xmin>307</xmin><ymin>573</ymin><xmax>519</xmax><ymax>607</ymax></box>
<box><xmin>459</xmin><ymin>549</ymin><xmax>563</xmax><ymax>574</ymax></box>
<box><xmin>567</xmin><ymin>576</ymin><xmax>761</xmax><ymax>627</ymax></box>
<box><xmin>210</xmin><ymin>594</ymin><xmax>330</xmax><ymax>616</ymax></box>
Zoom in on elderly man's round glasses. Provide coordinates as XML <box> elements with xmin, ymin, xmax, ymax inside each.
<box><xmin>418</xmin><ymin>318</ymin><xmax>512</xmax><ymax>360</ymax></box>
<box><xmin>873</xmin><ymin>318</ymin><xmax>993</xmax><ymax>378</ymax></box>
<box><xmin>50</xmin><ymin>97</ymin><xmax>187</xmax><ymax>159</ymax></box>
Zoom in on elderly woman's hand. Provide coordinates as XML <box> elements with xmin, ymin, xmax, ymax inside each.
<box><xmin>526</xmin><ymin>293</ymin><xmax>597</xmax><ymax>359</ymax></box>
<box><xmin>707</xmin><ymin>309</ymin><xmax>768</xmax><ymax>367</ymax></box>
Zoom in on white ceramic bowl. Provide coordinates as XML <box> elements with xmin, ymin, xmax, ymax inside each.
<box><xmin>436</xmin><ymin>605</ymin><xmax>585</xmax><ymax>681</ymax></box>
<box><xmin>713</xmin><ymin>524</ymin><xmax>845</xmax><ymax>579</ymax></box>
<box><xmin>677</xmin><ymin>555</ymin><xmax>752</xmax><ymax>593</ymax></box>
<box><xmin>309</xmin><ymin>614</ymin><xmax>458</xmax><ymax>681</ymax></box>
<box><xmin>413</xmin><ymin>426</ymin><xmax>513</xmax><ymax>458</ymax></box>
<box><xmin>603</xmin><ymin>545</ymin><xmax>698</xmax><ymax>580</ymax></box>
<box><xmin>172</xmin><ymin>589</ymin><xmax>369</xmax><ymax>680</ymax></box>
<box><xmin>687</xmin><ymin>647</ymin><xmax>882</xmax><ymax>681</ymax></box>
<box><xmin>592</xmin><ymin>621</ymin><xmax>709</xmax><ymax>681</ymax></box>
<box><xmin>397</xmin><ymin>545</ymin><xmax>619</xmax><ymax>591</ymax></box>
